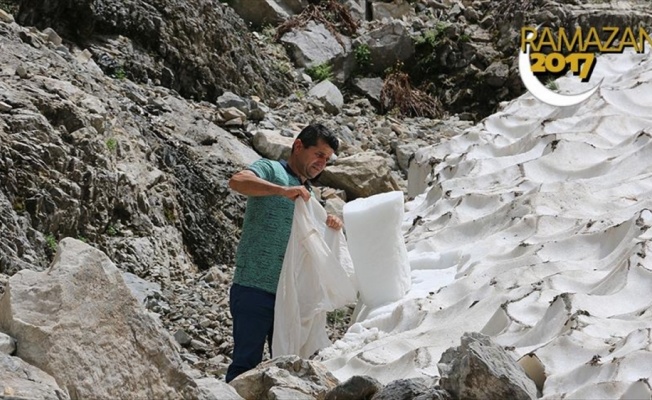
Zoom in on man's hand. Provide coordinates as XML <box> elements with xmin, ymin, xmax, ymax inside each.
<box><xmin>281</xmin><ymin>186</ymin><xmax>311</xmax><ymax>201</ymax></box>
<box><xmin>326</xmin><ymin>214</ymin><xmax>343</xmax><ymax>230</ymax></box>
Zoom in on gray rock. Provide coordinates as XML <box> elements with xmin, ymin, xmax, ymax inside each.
<box><xmin>372</xmin><ymin>0</ymin><xmax>414</xmax><ymax>20</ymax></box>
<box><xmin>281</xmin><ymin>21</ymin><xmax>351</xmax><ymax>69</ymax></box>
<box><xmin>230</xmin><ymin>355</ymin><xmax>339</xmax><ymax>400</ymax></box>
<box><xmin>326</xmin><ymin>375</ymin><xmax>383</xmax><ymax>400</ymax></box>
<box><xmin>319</xmin><ymin>151</ymin><xmax>401</xmax><ymax>199</ymax></box>
<box><xmin>354</xmin><ymin>21</ymin><xmax>414</xmax><ymax>75</ymax></box>
<box><xmin>352</xmin><ymin>77</ymin><xmax>384</xmax><ymax>106</ymax></box>
<box><xmin>195</xmin><ymin>377</ymin><xmax>244</xmax><ymax>399</ymax></box>
<box><xmin>0</xmin><ymin>238</ymin><xmax>199</xmax><ymax>399</ymax></box>
<box><xmin>122</xmin><ymin>271</ymin><xmax>162</xmax><ymax>306</ymax></box>
<box><xmin>175</xmin><ymin>329</ymin><xmax>193</xmax><ymax>346</ymax></box>
<box><xmin>253</xmin><ymin>129</ymin><xmax>294</xmax><ymax>161</ymax></box>
<box><xmin>217</xmin><ymin>92</ymin><xmax>249</xmax><ymax>114</ymax></box>
<box><xmin>0</xmin><ymin>332</ymin><xmax>16</xmax><ymax>355</ymax></box>
<box><xmin>438</xmin><ymin>332</ymin><xmax>538</xmax><ymax>400</ymax></box>
<box><xmin>483</xmin><ymin>61</ymin><xmax>509</xmax><ymax>87</ymax></box>
<box><xmin>42</xmin><ymin>27</ymin><xmax>62</xmax><ymax>46</ymax></box>
<box><xmin>229</xmin><ymin>0</ymin><xmax>305</xmax><ymax>28</ymax></box>
<box><xmin>0</xmin><ymin>354</ymin><xmax>70</xmax><ymax>400</ymax></box>
<box><xmin>308</xmin><ymin>80</ymin><xmax>344</xmax><ymax>115</ymax></box>
<box><xmin>371</xmin><ymin>378</ymin><xmax>430</xmax><ymax>400</ymax></box>
<box><xmin>0</xmin><ymin>9</ymin><xmax>14</xmax><ymax>23</ymax></box>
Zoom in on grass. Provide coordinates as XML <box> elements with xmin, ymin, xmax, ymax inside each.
<box><xmin>305</xmin><ymin>62</ymin><xmax>334</xmax><ymax>82</ymax></box>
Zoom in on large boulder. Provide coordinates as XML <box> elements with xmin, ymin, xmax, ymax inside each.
<box><xmin>354</xmin><ymin>21</ymin><xmax>414</xmax><ymax>74</ymax></box>
<box><xmin>318</xmin><ymin>152</ymin><xmax>401</xmax><ymax>199</ymax></box>
<box><xmin>0</xmin><ymin>238</ymin><xmax>198</xmax><ymax>399</ymax></box>
<box><xmin>280</xmin><ymin>21</ymin><xmax>355</xmax><ymax>82</ymax></box>
<box><xmin>308</xmin><ymin>80</ymin><xmax>344</xmax><ymax>115</ymax></box>
<box><xmin>438</xmin><ymin>332</ymin><xmax>538</xmax><ymax>400</ymax></box>
<box><xmin>230</xmin><ymin>355</ymin><xmax>339</xmax><ymax>400</ymax></box>
<box><xmin>252</xmin><ymin>130</ymin><xmax>294</xmax><ymax>161</ymax></box>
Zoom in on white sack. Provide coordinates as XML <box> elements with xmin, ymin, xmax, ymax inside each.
<box><xmin>343</xmin><ymin>191</ymin><xmax>411</xmax><ymax>309</ymax></box>
<box><xmin>273</xmin><ymin>197</ymin><xmax>357</xmax><ymax>359</ymax></box>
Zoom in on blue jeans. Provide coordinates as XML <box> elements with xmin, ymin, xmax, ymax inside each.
<box><xmin>225</xmin><ymin>283</ymin><xmax>276</xmax><ymax>383</ymax></box>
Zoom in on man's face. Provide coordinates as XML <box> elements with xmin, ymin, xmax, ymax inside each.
<box><xmin>293</xmin><ymin>139</ymin><xmax>334</xmax><ymax>180</ymax></box>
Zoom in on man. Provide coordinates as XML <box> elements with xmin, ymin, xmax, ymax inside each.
<box><xmin>225</xmin><ymin>123</ymin><xmax>343</xmax><ymax>382</ymax></box>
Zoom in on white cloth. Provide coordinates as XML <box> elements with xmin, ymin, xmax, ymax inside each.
<box><xmin>272</xmin><ymin>197</ymin><xmax>357</xmax><ymax>358</ymax></box>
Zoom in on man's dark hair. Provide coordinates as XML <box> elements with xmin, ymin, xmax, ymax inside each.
<box><xmin>295</xmin><ymin>123</ymin><xmax>339</xmax><ymax>153</ymax></box>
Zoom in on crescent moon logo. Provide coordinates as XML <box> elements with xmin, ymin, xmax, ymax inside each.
<box><xmin>519</xmin><ymin>31</ymin><xmax>600</xmax><ymax>107</ymax></box>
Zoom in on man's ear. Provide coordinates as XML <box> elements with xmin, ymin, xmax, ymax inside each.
<box><xmin>292</xmin><ymin>139</ymin><xmax>303</xmax><ymax>153</ymax></box>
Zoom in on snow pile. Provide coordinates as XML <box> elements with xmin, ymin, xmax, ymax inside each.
<box><xmin>320</xmin><ymin>50</ymin><xmax>652</xmax><ymax>398</ymax></box>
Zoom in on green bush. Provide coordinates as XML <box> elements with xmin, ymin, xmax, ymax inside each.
<box><xmin>45</xmin><ymin>233</ymin><xmax>57</xmax><ymax>251</ymax></box>
<box><xmin>305</xmin><ymin>63</ymin><xmax>334</xmax><ymax>82</ymax></box>
<box><xmin>354</xmin><ymin>43</ymin><xmax>372</xmax><ymax>72</ymax></box>
<box><xmin>106</xmin><ymin>138</ymin><xmax>117</xmax><ymax>152</ymax></box>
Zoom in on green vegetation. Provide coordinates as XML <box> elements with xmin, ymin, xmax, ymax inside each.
<box><xmin>415</xmin><ymin>22</ymin><xmax>449</xmax><ymax>47</ymax></box>
<box><xmin>45</xmin><ymin>233</ymin><xmax>57</xmax><ymax>252</ymax></box>
<box><xmin>305</xmin><ymin>62</ymin><xmax>334</xmax><ymax>82</ymax></box>
<box><xmin>354</xmin><ymin>43</ymin><xmax>372</xmax><ymax>72</ymax></box>
<box><xmin>327</xmin><ymin>307</ymin><xmax>350</xmax><ymax>328</ymax></box>
<box><xmin>0</xmin><ymin>0</ymin><xmax>18</xmax><ymax>15</ymax></box>
<box><xmin>112</xmin><ymin>67</ymin><xmax>127</xmax><ymax>80</ymax></box>
<box><xmin>106</xmin><ymin>138</ymin><xmax>117</xmax><ymax>152</ymax></box>
<box><xmin>460</xmin><ymin>33</ymin><xmax>471</xmax><ymax>43</ymax></box>
<box><xmin>107</xmin><ymin>225</ymin><xmax>117</xmax><ymax>236</ymax></box>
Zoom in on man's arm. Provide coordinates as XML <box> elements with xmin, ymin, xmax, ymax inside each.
<box><xmin>229</xmin><ymin>170</ymin><xmax>310</xmax><ymax>201</ymax></box>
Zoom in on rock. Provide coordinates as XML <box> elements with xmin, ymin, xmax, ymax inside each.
<box><xmin>229</xmin><ymin>0</ymin><xmax>305</xmax><ymax>28</ymax></box>
<box><xmin>482</xmin><ymin>61</ymin><xmax>509</xmax><ymax>87</ymax></box>
<box><xmin>217</xmin><ymin>92</ymin><xmax>249</xmax><ymax>114</ymax></box>
<box><xmin>0</xmin><ymin>101</ymin><xmax>12</xmax><ymax>112</ymax></box>
<box><xmin>253</xmin><ymin>129</ymin><xmax>295</xmax><ymax>161</ymax></box>
<box><xmin>308</xmin><ymin>80</ymin><xmax>344</xmax><ymax>115</ymax></box>
<box><xmin>371</xmin><ymin>378</ymin><xmax>431</xmax><ymax>400</ymax></box>
<box><xmin>438</xmin><ymin>332</ymin><xmax>538</xmax><ymax>400</ymax></box>
<box><xmin>325</xmin><ymin>375</ymin><xmax>383</xmax><ymax>400</ymax></box>
<box><xmin>318</xmin><ymin>152</ymin><xmax>401</xmax><ymax>199</ymax></box>
<box><xmin>0</xmin><ymin>332</ymin><xmax>16</xmax><ymax>355</ymax></box>
<box><xmin>372</xmin><ymin>0</ymin><xmax>414</xmax><ymax>20</ymax></box>
<box><xmin>0</xmin><ymin>354</ymin><xmax>71</xmax><ymax>400</ymax></box>
<box><xmin>355</xmin><ymin>21</ymin><xmax>414</xmax><ymax>74</ymax></box>
<box><xmin>195</xmin><ymin>377</ymin><xmax>244</xmax><ymax>400</ymax></box>
<box><xmin>175</xmin><ymin>329</ymin><xmax>193</xmax><ymax>346</ymax></box>
<box><xmin>230</xmin><ymin>355</ymin><xmax>339</xmax><ymax>400</ymax></box>
<box><xmin>0</xmin><ymin>9</ymin><xmax>14</xmax><ymax>23</ymax></box>
<box><xmin>0</xmin><ymin>238</ymin><xmax>199</xmax><ymax>399</ymax></box>
<box><xmin>352</xmin><ymin>77</ymin><xmax>384</xmax><ymax>107</ymax></box>
<box><xmin>280</xmin><ymin>21</ymin><xmax>351</xmax><ymax>69</ymax></box>
<box><xmin>42</xmin><ymin>27</ymin><xmax>62</xmax><ymax>46</ymax></box>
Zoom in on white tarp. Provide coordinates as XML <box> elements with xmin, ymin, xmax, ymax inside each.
<box><xmin>272</xmin><ymin>197</ymin><xmax>357</xmax><ymax>358</ymax></box>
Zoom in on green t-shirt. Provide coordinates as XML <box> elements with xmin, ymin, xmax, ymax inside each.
<box><xmin>233</xmin><ymin>158</ymin><xmax>307</xmax><ymax>294</ymax></box>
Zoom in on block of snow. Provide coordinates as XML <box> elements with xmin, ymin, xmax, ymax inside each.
<box><xmin>343</xmin><ymin>191</ymin><xmax>410</xmax><ymax>308</ymax></box>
